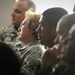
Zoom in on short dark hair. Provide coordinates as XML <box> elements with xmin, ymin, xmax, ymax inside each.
<box><xmin>42</xmin><ymin>7</ymin><xmax>68</xmax><ymax>28</ymax></box>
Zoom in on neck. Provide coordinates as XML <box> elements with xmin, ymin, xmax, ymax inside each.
<box><xmin>23</xmin><ymin>36</ymin><xmax>37</xmax><ymax>45</ymax></box>
<box><xmin>14</xmin><ymin>26</ymin><xmax>19</xmax><ymax>31</ymax></box>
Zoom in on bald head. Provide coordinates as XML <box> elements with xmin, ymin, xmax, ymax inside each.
<box><xmin>56</xmin><ymin>13</ymin><xmax>75</xmax><ymax>35</ymax></box>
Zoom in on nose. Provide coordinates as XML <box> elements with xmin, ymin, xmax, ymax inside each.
<box><xmin>11</xmin><ymin>11</ymin><xmax>15</xmax><ymax>17</ymax></box>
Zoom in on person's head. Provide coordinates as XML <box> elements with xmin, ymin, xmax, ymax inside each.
<box><xmin>55</xmin><ymin>13</ymin><xmax>75</xmax><ymax>60</ymax></box>
<box><xmin>36</xmin><ymin>7</ymin><xmax>68</xmax><ymax>47</ymax></box>
<box><xmin>0</xmin><ymin>41</ymin><xmax>21</xmax><ymax>75</ymax></box>
<box><xmin>61</xmin><ymin>24</ymin><xmax>75</xmax><ymax>68</ymax></box>
<box><xmin>11</xmin><ymin>0</ymin><xmax>36</xmax><ymax>30</ymax></box>
<box><xmin>18</xmin><ymin>10</ymin><xmax>41</xmax><ymax>44</ymax></box>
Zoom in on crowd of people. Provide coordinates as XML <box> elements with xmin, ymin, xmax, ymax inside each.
<box><xmin>0</xmin><ymin>0</ymin><xmax>75</xmax><ymax>75</ymax></box>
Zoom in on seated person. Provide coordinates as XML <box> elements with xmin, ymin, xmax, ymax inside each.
<box><xmin>62</xmin><ymin>24</ymin><xmax>75</xmax><ymax>71</ymax></box>
<box><xmin>53</xmin><ymin>13</ymin><xmax>75</xmax><ymax>75</ymax></box>
<box><xmin>35</xmin><ymin>7</ymin><xmax>68</xmax><ymax>75</ymax></box>
<box><xmin>18</xmin><ymin>10</ymin><xmax>46</xmax><ymax>75</ymax></box>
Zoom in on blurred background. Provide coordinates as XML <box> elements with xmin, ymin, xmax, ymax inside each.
<box><xmin>0</xmin><ymin>0</ymin><xmax>75</xmax><ymax>27</ymax></box>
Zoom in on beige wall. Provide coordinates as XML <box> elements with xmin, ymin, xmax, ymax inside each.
<box><xmin>0</xmin><ymin>0</ymin><xmax>15</xmax><ymax>28</ymax></box>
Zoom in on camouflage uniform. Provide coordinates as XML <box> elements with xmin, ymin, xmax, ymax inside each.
<box><xmin>19</xmin><ymin>40</ymin><xmax>46</xmax><ymax>75</ymax></box>
<box><xmin>0</xmin><ymin>25</ymin><xmax>46</xmax><ymax>75</ymax></box>
<box><xmin>0</xmin><ymin>25</ymin><xmax>25</xmax><ymax>52</ymax></box>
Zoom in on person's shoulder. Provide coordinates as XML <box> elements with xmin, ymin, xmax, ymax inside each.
<box><xmin>28</xmin><ymin>44</ymin><xmax>45</xmax><ymax>57</ymax></box>
<box><xmin>30</xmin><ymin>43</ymin><xmax>46</xmax><ymax>52</ymax></box>
<box><xmin>0</xmin><ymin>25</ymin><xmax>14</xmax><ymax>34</ymax></box>
<box><xmin>0</xmin><ymin>25</ymin><xmax>18</xmax><ymax>43</ymax></box>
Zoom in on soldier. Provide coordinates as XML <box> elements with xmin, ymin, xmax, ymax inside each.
<box><xmin>52</xmin><ymin>13</ymin><xmax>75</xmax><ymax>75</ymax></box>
<box><xmin>18</xmin><ymin>10</ymin><xmax>46</xmax><ymax>75</ymax></box>
<box><xmin>0</xmin><ymin>0</ymin><xmax>36</xmax><ymax>52</ymax></box>
<box><xmin>64</xmin><ymin>24</ymin><xmax>75</xmax><ymax>71</ymax></box>
<box><xmin>36</xmin><ymin>7</ymin><xmax>68</xmax><ymax>75</ymax></box>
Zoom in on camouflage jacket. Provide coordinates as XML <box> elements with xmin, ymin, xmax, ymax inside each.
<box><xmin>19</xmin><ymin>40</ymin><xmax>46</xmax><ymax>75</ymax></box>
<box><xmin>0</xmin><ymin>25</ymin><xmax>25</xmax><ymax>52</ymax></box>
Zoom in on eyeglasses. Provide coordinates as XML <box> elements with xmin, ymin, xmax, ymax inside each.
<box><xmin>36</xmin><ymin>22</ymin><xmax>44</xmax><ymax>32</ymax></box>
<box><xmin>39</xmin><ymin>22</ymin><xmax>44</xmax><ymax>30</ymax></box>
<box><xmin>38</xmin><ymin>15</ymin><xmax>44</xmax><ymax>30</ymax></box>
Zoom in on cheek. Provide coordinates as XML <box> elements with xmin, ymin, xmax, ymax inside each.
<box><xmin>17</xmin><ymin>15</ymin><xmax>25</xmax><ymax>22</ymax></box>
<box><xmin>42</xmin><ymin>29</ymin><xmax>50</xmax><ymax>38</ymax></box>
<box><xmin>20</xmin><ymin>15</ymin><xmax>25</xmax><ymax>20</ymax></box>
<box><xmin>21</xmin><ymin>25</ymin><xmax>30</xmax><ymax>37</ymax></box>
<box><xmin>41</xmin><ymin>28</ymin><xmax>47</xmax><ymax>34</ymax></box>
<box><xmin>20</xmin><ymin>26</ymin><xmax>26</xmax><ymax>37</ymax></box>
<box><xmin>60</xmin><ymin>42</ymin><xmax>71</xmax><ymax>60</ymax></box>
<box><xmin>22</xmin><ymin>27</ymin><xmax>27</xmax><ymax>35</ymax></box>
<box><xmin>64</xmin><ymin>43</ymin><xmax>75</xmax><ymax>61</ymax></box>
<box><xmin>41</xmin><ymin>30</ymin><xmax>46</xmax><ymax>39</ymax></box>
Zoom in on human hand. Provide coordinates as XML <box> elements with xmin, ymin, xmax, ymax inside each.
<box><xmin>41</xmin><ymin>44</ymin><xmax>60</xmax><ymax>69</ymax></box>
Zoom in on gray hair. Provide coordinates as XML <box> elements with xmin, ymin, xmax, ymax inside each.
<box><xmin>17</xmin><ymin>0</ymin><xmax>36</xmax><ymax>12</ymax></box>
